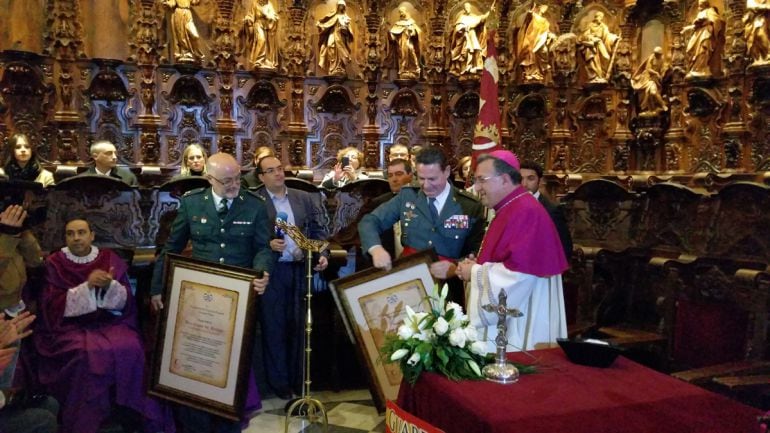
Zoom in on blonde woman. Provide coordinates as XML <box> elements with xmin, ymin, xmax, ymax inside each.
<box><xmin>178</xmin><ymin>143</ymin><xmax>208</xmax><ymax>177</ymax></box>
<box><xmin>321</xmin><ymin>146</ymin><xmax>368</xmax><ymax>188</ymax></box>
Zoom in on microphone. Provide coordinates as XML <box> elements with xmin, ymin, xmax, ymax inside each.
<box><xmin>275</xmin><ymin>211</ymin><xmax>288</xmax><ymax>239</ymax></box>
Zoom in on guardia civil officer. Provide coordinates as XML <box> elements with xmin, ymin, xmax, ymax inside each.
<box><xmin>150</xmin><ymin>152</ymin><xmax>273</xmax><ymax>433</ymax></box>
<box><xmin>358</xmin><ymin>146</ymin><xmax>485</xmax><ymax>304</ymax></box>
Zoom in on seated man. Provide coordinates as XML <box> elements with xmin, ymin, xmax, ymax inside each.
<box><xmin>81</xmin><ymin>140</ymin><xmax>138</xmax><ymax>186</ymax></box>
<box><xmin>34</xmin><ymin>217</ymin><xmax>172</xmax><ymax>433</ymax></box>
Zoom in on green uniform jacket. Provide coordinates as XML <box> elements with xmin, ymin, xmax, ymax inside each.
<box><xmin>151</xmin><ymin>187</ymin><xmax>274</xmax><ymax>296</ymax></box>
<box><xmin>358</xmin><ymin>185</ymin><xmax>485</xmax><ymax>260</ymax></box>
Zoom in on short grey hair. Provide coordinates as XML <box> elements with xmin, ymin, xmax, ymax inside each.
<box><xmin>90</xmin><ymin>140</ymin><xmax>115</xmax><ymax>156</ymax></box>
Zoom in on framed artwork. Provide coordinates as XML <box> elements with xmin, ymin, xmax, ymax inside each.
<box><xmin>149</xmin><ymin>254</ymin><xmax>258</xmax><ymax>421</ymax></box>
<box><xmin>330</xmin><ymin>250</ymin><xmax>437</xmax><ymax>413</ymax></box>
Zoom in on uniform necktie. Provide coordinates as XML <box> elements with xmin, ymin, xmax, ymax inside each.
<box><xmin>218</xmin><ymin>198</ymin><xmax>229</xmax><ymax>216</ymax></box>
<box><xmin>429</xmin><ymin>197</ymin><xmax>439</xmax><ymax>224</ymax></box>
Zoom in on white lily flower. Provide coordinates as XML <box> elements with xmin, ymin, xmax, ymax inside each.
<box><xmin>446</xmin><ymin>302</ymin><xmax>467</xmax><ymax>329</ymax></box>
<box><xmin>448</xmin><ymin>327</ymin><xmax>467</xmax><ymax>347</ymax></box>
<box><xmin>397</xmin><ymin>324</ymin><xmax>414</xmax><ymax>340</ymax></box>
<box><xmin>433</xmin><ymin>317</ymin><xmax>449</xmax><ymax>336</ymax></box>
<box><xmin>437</xmin><ymin>284</ymin><xmax>449</xmax><ymax>313</ymax></box>
<box><xmin>414</xmin><ymin>312</ymin><xmax>430</xmax><ymax>330</ymax></box>
<box><xmin>415</xmin><ymin>328</ymin><xmax>435</xmax><ymax>342</ymax></box>
<box><xmin>407</xmin><ymin>352</ymin><xmax>420</xmax><ymax>366</ymax></box>
<box><xmin>390</xmin><ymin>348</ymin><xmax>409</xmax><ymax>361</ymax></box>
<box><xmin>470</xmin><ymin>340</ymin><xmax>487</xmax><ymax>356</ymax></box>
<box><xmin>463</xmin><ymin>326</ymin><xmax>478</xmax><ymax>342</ymax></box>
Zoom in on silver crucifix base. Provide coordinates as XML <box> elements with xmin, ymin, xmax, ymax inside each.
<box><xmin>482</xmin><ymin>360</ymin><xmax>519</xmax><ymax>384</ymax></box>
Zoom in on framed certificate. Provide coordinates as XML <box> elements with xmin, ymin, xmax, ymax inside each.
<box><xmin>149</xmin><ymin>254</ymin><xmax>258</xmax><ymax>421</ymax></box>
<box><xmin>329</xmin><ymin>249</ymin><xmax>436</xmax><ymax>413</ymax></box>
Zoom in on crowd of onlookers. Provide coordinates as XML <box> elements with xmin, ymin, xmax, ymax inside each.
<box><xmin>0</xmin><ymin>134</ymin><xmax>571</xmax><ymax>433</ymax></box>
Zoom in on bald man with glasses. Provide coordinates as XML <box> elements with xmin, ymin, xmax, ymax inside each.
<box><xmin>150</xmin><ymin>152</ymin><xmax>273</xmax><ymax>433</ymax></box>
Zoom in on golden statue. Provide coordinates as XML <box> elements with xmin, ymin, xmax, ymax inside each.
<box><xmin>241</xmin><ymin>0</ymin><xmax>279</xmax><ymax>69</ymax></box>
<box><xmin>317</xmin><ymin>0</ymin><xmax>354</xmax><ymax>76</ymax></box>
<box><xmin>515</xmin><ymin>3</ymin><xmax>554</xmax><ymax>82</ymax></box>
<box><xmin>388</xmin><ymin>7</ymin><xmax>422</xmax><ymax>79</ymax></box>
<box><xmin>631</xmin><ymin>47</ymin><xmax>668</xmax><ymax>115</ymax></box>
<box><xmin>745</xmin><ymin>0</ymin><xmax>770</xmax><ymax>65</ymax></box>
<box><xmin>163</xmin><ymin>0</ymin><xmax>204</xmax><ymax>62</ymax></box>
<box><xmin>578</xmin><ymin>11</ymin><xmax>619</xmax><ymax>83</ymax></box>
<box><xmin>683</xmin><ymin>0</ymin><xmax>724</xmax><ymax>78</ymax></box>
<box><xmin>449</xmin><ymin>2</ymin><xmax>491</xmax><ymax>77</ymax></box>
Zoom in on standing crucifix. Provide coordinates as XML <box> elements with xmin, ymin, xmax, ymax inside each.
<box><xmin>481</xmin><ymin>289</ymin><xmax>523</xmax><ymax>384</ymax></box>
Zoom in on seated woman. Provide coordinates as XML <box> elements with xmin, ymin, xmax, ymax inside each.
<box><xmin>455</xmin><ymin>155</ymin><xmax>472</xmax><ymax>187</ymax></box>
<box><xmin>34</xmin><ymin>217</ymin><xmax>174</xmax><ymax>433</ymax></box>
<box><xmin>321</xmin><ymin>146</ymin><xmax>368</xmax><ymax>188</ymax></box>
<box><xmin>0</xmin><ymin>134</ymin><xmax>54</xmax><ymax>187</ymax></box>
<box><xmin>172</xmin><ymin>143</ymin><xmax>207</xmax><ymax>180</ymax></box>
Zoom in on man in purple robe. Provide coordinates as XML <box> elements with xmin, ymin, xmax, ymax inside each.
<box><xmin>34</xmin><ymin>217</ymin><xmax>173</xmax><ymax>433</ymax></box>
<box><xmin>457</xmin><ymin>150</ymin><xmax>568</xmax><ymax>352</ymax></box>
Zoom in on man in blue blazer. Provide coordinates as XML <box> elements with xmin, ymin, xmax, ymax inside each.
<box><xmin>255</xmin><ymin>155</ymin><xmax>329</xmax><ymax>399</ymax></box>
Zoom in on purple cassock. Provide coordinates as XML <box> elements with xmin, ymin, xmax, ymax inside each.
<box><xmin>33</xmin><ymin>247</ymin><xmax>175</xmax><ymax>433</ymax></box>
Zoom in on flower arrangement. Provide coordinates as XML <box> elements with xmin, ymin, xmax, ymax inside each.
<box><xmin>380</xmin><ymin>285</ymin><xmax>489</xmax><ymax>385</ymax></box>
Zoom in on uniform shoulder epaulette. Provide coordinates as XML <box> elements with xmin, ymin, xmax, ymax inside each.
<box><xmin>182</xmin><ymin>187</ymin><xmax>207</xmax><ymax>197</ymax></box>
<box><xmin>456</xmin><ymin>188</ymin><xmax>480</xmax><ymax>201</ymax></box>
<box><xmin>243</xmin><ymin>189</ymin><xmax>266</xmax><ymax>200</ymax></box>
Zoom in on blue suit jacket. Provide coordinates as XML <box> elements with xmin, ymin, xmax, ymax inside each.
<box><xmin>254</xmin><ymin>186</ymin><xmax>329</xmax><ymax>250</ymax></box>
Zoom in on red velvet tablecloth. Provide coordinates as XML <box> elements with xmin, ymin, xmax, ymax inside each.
<box><xmin>397</xmin><ymin>348</ymin><xmax>762</xmax><ymax>433</ymax></box>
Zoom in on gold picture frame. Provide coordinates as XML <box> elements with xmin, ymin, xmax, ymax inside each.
<box><xmin>330</xmin><ymin>250</ymin><xmax>437</xmax><ymax>413</ymax></box>
<box><xmin>149</xmin><ymin>254</ymin><xmax>258</xmax><ymax>421</ymax></box>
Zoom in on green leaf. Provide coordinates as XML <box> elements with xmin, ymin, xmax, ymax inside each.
<box><xmin>436</xmin><ymin>347</ymin><xmax>449</xmax><ymax>366</ymax></box>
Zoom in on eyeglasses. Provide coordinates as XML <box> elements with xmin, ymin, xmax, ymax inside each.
<box><xmin>472</xmin><ymin>174</ymin><xmax>500</xmax><ymax>184</ymax></box>
<box><xmin>209</xmin><ymin>175</ymin><xmax>239</xmax><ymax>187</ymax></box>
<box><xmin>262</xmin><ymin>165</ymin><xmax>283</xmax><ymax>175</ymax></box>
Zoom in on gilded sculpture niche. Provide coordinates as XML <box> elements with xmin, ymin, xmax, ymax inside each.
<box><xmin>574</xmin><ymin>7</ymin><xmax>620</xmax><ymax>84</ymax></box>
<box><xmin>447</xmin><ymin>1</ymin><xmax>493</xmax><ymax>78</ymax></box>
<box><xmin>683</xmin><ymin>0</ymin><xmax>724</xmax><ymax>80</ymax></box>
<box><xmin>161</xmin><ymin>0</ymin><xmax>215</xmax><ymax>64</ymax></box>
<box><xmin>238</xmin><ymin>0</ymin><xmax>280</xmax><ymax>70</ymax></box>
<box><xmin>511</xmin><ymin>3</ymin><xmax>556</xmax><ymax>84</ymax></box>
<box><xmin>314</xmin><ymin>0</ymin><xmax>357</xmax><ymax>77</ymax></box>
<box><xmin>745</xmin><ymin>0</ymin><xmax>770</xmax><ymax>67</ymax></box>
<box><xmin>80</xmin><ymin>0</ymin><xmax>130</xmax><ymax>60</ymax></box>
<box><xmin>0</xmin><ymin>0</ymin><xmax>46</xmax><ymax>54</ymax></box>
<box><xmin>385</xmin><ymin>3</ymin><xmax>424</xmax><ymax>81</ymax></box>
<box><xmin>632</xmin><ymin>48</ymin><xmax>668</xmax><ymax>116</ymax></box>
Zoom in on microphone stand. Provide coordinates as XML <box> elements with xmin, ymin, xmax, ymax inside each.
<box><xmin>275</xmin><ymin>219</ymin><xmax>330</xmax><ymax>433</ymax></box>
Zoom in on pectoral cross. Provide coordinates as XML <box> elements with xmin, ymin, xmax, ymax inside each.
<box><xmin>481</xmin><ymin>289</ymin><xmax>524</xmax><ymax>384</ymax></box>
